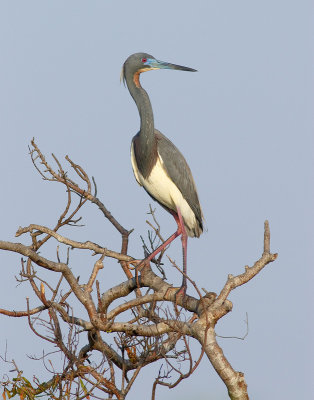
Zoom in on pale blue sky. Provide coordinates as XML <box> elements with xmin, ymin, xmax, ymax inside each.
<box><xmin>0</xmin><ymin>1</ymin><xmax>313</xmax><ymax>399</ymax></box>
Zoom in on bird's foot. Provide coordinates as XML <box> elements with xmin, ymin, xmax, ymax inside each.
<box><xmin>126</xmin><ymin>261</ymin><xmax>138</xmax><ymax>270</ymax></box>
<box><xmin>174</xmin><ymin>285</ymin><xmax>187</xmax><ymax>314</ymax></box>
<box><xmin>135</xmin><ymin>258</ymin><xmax>150</xmax><ymax>272</ymax></box>
<box><xmin>133</xmin><ymin>259</ymin><xmax>150</xmax><ymax>288</ymax></box>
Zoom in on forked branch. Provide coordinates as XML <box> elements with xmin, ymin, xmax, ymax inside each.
<box><xmin>0</xmin><ymin>142</ymin><xmax>277</xmax><ymax>400</ymax></box>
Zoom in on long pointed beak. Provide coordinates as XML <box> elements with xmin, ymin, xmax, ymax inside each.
<box><xmin>157</xmin><ymin>60</ymin><xmax>197</xmax><ymax>72</ymax></box>
<box><xmin>147</xmin><ymin>58</ymin><xmax>197</xmax><ymax>72</ymax></box>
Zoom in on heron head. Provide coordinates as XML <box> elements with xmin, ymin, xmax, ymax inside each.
<box><xmin>121</xmin><ymin>53</ymin><xmax>197</xmax><ymax>87</ymax></box>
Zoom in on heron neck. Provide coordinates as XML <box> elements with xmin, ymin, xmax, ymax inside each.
<box><xmin>126</xmin><ymin>72</ymin><xmax>158</xmax><ymax>177</ymax></box>
<box><xmin>129</xmin><ymin>85</ymin><xmax>155</xmax><ymax>144</ymax></box>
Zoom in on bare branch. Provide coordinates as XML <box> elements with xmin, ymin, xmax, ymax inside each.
<box><xmin>216</xmin><ymin>221</ymin><xmax>277</xmax><ymax>306</ymax></box>
<box><xmin>15</xmin><ymin>224</ymin><xmax>133</xmax><ymax>262</ymax></box>
<box><xmin>0</xmin><ymin>141</ymin><xmax>278</xmax><ymax>400</ymax></box>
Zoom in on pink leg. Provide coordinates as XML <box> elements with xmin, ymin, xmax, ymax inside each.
<box><xmin>137</xmin><ymin>208</ymin><xmax>188</xmax><ymax>302</ymax></box>
<box><xmin>175</xmin><ymin>207</ymin><xmax>188</xmax><ymax>298</ymax></box>
<box><xmin>145</xmin><ymin>222</ymin><xmax>182</xmax><ymax>263</ymax></box>
<box><xmin>136</xmin><ymin>212</ymin><xmax>182</xmax><ymax>270</ymax></box>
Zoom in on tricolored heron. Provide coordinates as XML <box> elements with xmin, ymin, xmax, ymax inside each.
<box><xmin>122</xmin><ymin>52</ymin><xmax>203</xmax><ymax>297</ymax></box>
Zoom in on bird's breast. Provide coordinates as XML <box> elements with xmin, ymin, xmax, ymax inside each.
<box><xmin>131</xmin><ymin>143</ymin><xmax>198</xmax><ymax>234</ymax></box>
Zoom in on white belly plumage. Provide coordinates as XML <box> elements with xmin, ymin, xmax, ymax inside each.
<box><xmin>131</xmin><ymin>143</ymin><xmax>197</xmax><ymax>234</ymax></box>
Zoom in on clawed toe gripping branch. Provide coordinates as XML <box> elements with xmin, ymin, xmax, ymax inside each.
<box><xmin>0</xmin><ymin>141</ymin><xmax>277</xmax><ymax>400</ymax></box>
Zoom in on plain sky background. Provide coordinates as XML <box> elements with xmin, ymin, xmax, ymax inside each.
<box><xmin>0</xmin><ymin>1</ymin><xmax>313</xmax><ymax>399</ymax></box>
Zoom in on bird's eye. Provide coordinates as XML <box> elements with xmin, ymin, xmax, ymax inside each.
<box><xmin>142</xmin><ymin>58</ymin><xmax>147</xmax><ymax>63</ymax></box>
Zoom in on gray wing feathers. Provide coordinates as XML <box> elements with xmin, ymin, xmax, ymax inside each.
<box><xmin>155</xmin><ymin>130</ymin><xmax>203</xmax><ymax>234</ymax></box>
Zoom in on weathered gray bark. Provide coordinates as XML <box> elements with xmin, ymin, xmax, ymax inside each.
<box><xmin>0</xmin><ymin>142</ymin><xmax>277</xmax><ymax>400</ymax></box>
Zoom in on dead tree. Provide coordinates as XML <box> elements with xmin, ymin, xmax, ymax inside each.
<box><xmin>0</xmin><ymin>140</ymin><xmax>277</xmax><ymax>400</ymax></box>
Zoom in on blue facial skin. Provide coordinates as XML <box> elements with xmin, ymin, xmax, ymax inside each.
<box><xmin>143</xmin><ymin>58</ymin><xmax>169</xmax><ymax>69</ymax></box>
